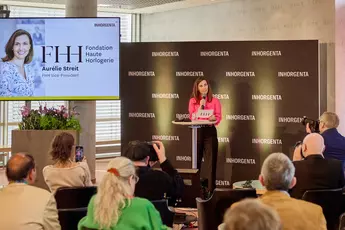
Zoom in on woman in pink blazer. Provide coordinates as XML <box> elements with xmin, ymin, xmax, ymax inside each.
<box><xmin>188</xmin><ymin>77</ymin><xmax>222</xmax><ymax>195</ymax></box>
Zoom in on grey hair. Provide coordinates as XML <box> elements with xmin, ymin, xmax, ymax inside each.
<box><xmin>320</xmin><ymin>112</ymin><xmax>339</xmax><ymax>129</ymax></box>
<box><xmin>261</xmin><ymin>153</ymin><xmax>295</xmax><ymax>191</ymax></box>
<box><xmin>223</xmin><ymin>199</ymin><xmax>282</xmax><ymax>230</ymax></box>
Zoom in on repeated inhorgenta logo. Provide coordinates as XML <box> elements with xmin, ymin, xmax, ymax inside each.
<box><xmin>278</xmin><ymin>117</ymin><xmax>304</xmax><ymax>123</ymax></box>
<box><xmin>128</xmin><ymin>113</ymin><xmax>155</xmax><ymax>118</ymax></box>
<box><xmin>213</xmin><ymin>94</ymin><xmax>229</xmax><ymax>99</ymax></box>
<box><xmin>252</xmin><ymin>138</ymin><xmax>282</xmax><ymax>145</ymax></box>
<box><xmin>251</xmin><ymin>50</ymin><xmax>282</xmax><ymax>56</ymax></box>
<box><xmin>176</xmin><ymin>156</ymin><xmax>192</xmax><ymax>162</ymax></box>
<box><xmin>226</xmin><ymin>71</ymin><xmax>255</xmax><ymax>77</ymax></box>
<box><xmin>278</xmin><ymin>71</ymin><xmax>309</xmax><ymax>77</ymax></box>
<box><xmin>176</xmin><ymin>113</ymin><xmax>189</xmax><ymax>120</ymax></box>
<box><xmin>152</xmin><ymin>51</ymin><xmax>179</xmax><ymax>57</ymax></box>
<box><xmin>152</xmin><ymin>93</ymin><xmax>179</xmax><ymax>99</ymax></box>
<box><xmin>128</xmin><ymin>71</ymin><xmax>155</xmax><ymax>77</ymax></box>
<box><xmin>200</xmin><ymin>51</ymin><xmax>230</xmax><ymax>56</ymax></box>
<box><xmin>218</xmin><ymin>137</ymin><xmax>230</xmax><ymax>143</ymax></box>
<box><xmin>226</xmin><ymin>158</ymin><xmax>256</xmax><ymax>164</ymax></box>
<box><xmin>216</xmin><ymin>180</ymin><xmax>231</xmax><ymax>186</ymax></box>
<box><xmin>176</xmin><ymin>71</ymin><xmax>204</xmax><ymax>77</ymax></box>
<box><xmin>152</xmin><ymin>135</ymin><xmax>180</xmax><ymax>141</ymax></box>
<box><xmin>252</xmin><ymin>95</ymin><xmax>282</xmax><ymax>100</ymax></box>
<box><xmin>226</xmin><ymin>115</ymin><xmax>256</xmax><ymax>120</ymax></box>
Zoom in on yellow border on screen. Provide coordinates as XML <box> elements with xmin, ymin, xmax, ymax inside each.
<box><xmin>0</xmin><ymin>96</ymin><xmax>120</xmax><ymax>101</ymax></box>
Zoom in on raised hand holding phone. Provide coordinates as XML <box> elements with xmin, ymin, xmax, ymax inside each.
<box><xmin>152</xmin><ymin>141</ymin><xmax>166</xmax><ymax>164</ymax></box>
<box><xmin>75</xmin><ymin>146</ymin><xmax>84</xmax><ymax>162</ymax></box>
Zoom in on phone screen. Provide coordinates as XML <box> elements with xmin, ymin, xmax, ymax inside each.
<box><xmin>75</xmin><ymin>146</ymin><xmax>84</xmax><ymax>162</ymax></box>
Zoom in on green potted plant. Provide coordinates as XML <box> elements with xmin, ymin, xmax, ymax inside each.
<box><xmin>18</xmin><ymin>104</ymin><xmax>81</xmax><ymax>131</ymax></box>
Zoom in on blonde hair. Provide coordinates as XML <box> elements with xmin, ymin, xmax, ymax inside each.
<box><xmin>320</xmin><ymin>112</ymin><xmax>339</xmax><ymax>129</ymax></box>
<box><xmin>94</xmin><ymin>157</ymin><xmax>136</xmax><ymax>229</ymax></box>
<box><xmin>223</xmin><ymin>199</ymin><xmax>281</xmax><ymax>230</ymax></box>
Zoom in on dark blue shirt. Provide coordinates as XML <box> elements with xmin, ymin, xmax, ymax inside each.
<box><xmin>321</xmin><ymin>128</ymin><xmax>345</xmax><ymax>162</ymax></box>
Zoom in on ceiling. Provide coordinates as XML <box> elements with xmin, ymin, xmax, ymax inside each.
<box><xmin>2</xmin><ymin>0</ymin><xmax>184</xmax><ymax>9</ymax></box>
<box><xmin>0</xmin><ymin>0</ymin><xmax>231</xmax><ymax>13</ymax></box>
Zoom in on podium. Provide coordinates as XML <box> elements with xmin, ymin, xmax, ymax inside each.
<box><xmin>172</xmin><ymin>120</ymin><xmax>216</xmax><ymax>169</ymax></box>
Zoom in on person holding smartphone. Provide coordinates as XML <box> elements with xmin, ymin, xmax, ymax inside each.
<box><xmin>43</xmin><ymin>132</ymin><xmax>92</xmax><ymax>194</ymax></box>
<box><xmin>188</xmin><ymin>77</ymin><xmax>222</xmax><ymax>195</ymax></box>
<box><xmin>123</xmin><ymin>140</ymin><xmax>184</xmax><ymax>205</ymax></box>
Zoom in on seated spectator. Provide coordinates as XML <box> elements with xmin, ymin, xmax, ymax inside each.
<box><xmin>78</xmin><ymin>157</ymin><xmax>168</xmax><ymax>230</ymax></box>
<box><xmin>0</xmin><ymin>153</ymin><xmax>61</xmax><ymax>230</ymax></box>
<box><xmin>291</xmin><ymin>133</ymin><xmax>345</xmax><ymax>199</ymax></box>
<box><xmin>219</xmin><ymin>198</ymin><xmax>282</xmax><ymax>230</ymax></box>
<box><xmin>232</xmin><ymin>153</ymin><xmax>326</xmax><ymax>230</ymax></box>
<box><xmin>123</xmin><ymin>140</ymin><xmax>184</xmax><ymax>204</ymax></box>
<box><xmin>43</xmin><ymin>132</ymin><xmax>92</xmax><ymax>193</ymax></box>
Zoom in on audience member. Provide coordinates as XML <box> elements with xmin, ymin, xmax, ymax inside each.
<box><xmin>0</xmin><ymin>153</ymin><xmax>61</xmax><ymax>230</ymax></box>
<box><xmin>78</xmin><ymin>157</ymin><xmax>168</xmax><ymax>230</ymax></box>
<box><xmin>43</xmin><ymin>132</ymin><xmax>92</xmax><ymax>193</ymax></box>
<box><xmin>291</xmin><ymin>133</ymin><xmax>345</xmax><ymax>198</ymax></box>
<box><xmin>254</xmin><ymin>153</ymin><xmax>326</xmax><ymax>230</ymax></box>
<box><xmin>305</xmin><ymin>112</ymin><xmax>345</xmax><ymax>169</ymax></box>
<box><xmin>219</xmin><ymin>199</ymin><xmax>282</xmax><ymax>230</ymax></box>
<box><xmin>123</xmin><ymin>140</ymin><xmax>184</xmax><ymax>204</ymax></box>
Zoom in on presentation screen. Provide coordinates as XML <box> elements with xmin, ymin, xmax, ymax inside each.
<box><xmin>0</xmin><ymin>18</ymin><xmax>120</xmax><ymax>100</ymax></box>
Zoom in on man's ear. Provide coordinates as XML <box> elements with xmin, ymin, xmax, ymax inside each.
<box><xmin>289</xmin><ymin>177</ymin><xmax>297</xmax><ymax>189</ymax></box>
<box><xmin>302</xmin><ymin>143</ymin><xmax>307</xmax><ymax>153</ymax></box>
<box><xmin>27</xmin><ymin>168</ymin><xmax>36</xmax><ymax>183</ymax></box>
<box><xmin>259</xmin><ymin>175</ymin><xmax>265</xmax><ymax>187</ymax></box>
<box><xmin>145</xmin><ymin>156</ymin><xmax>150</xmax><ymax>165</ymax></box>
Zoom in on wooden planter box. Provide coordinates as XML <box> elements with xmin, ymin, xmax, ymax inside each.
<box><xmin>11</xmin><ymin>130</ymin><xmax>79</xmax><ymax>191</ymax></box>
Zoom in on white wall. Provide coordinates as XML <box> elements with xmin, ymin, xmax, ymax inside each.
<box><xmin>142</xmin><ymin>0</ymin><xmax>334</xmax><ymax>42</ymax></box>
<box><xmin>141</xmin><ymin>0</ymin><xmax>336</xmax><ymax>113</ymax></box>
<box><xmin>336</xmin><ymin>0</ymin><xmax>345</xmax><ymax>133</ymax></box>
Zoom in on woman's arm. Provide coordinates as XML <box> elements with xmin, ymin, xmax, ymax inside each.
<box><xmin>214</xmin><ymin>98</ymin><xmax>222</xmax><ymax>125</ymax></box>
<box><xmin>80</xmin><ymin>161</ymin><xmax>93</xmax><ymax>186</ymax></box>
<box><xmin>188</xmin><ymin>98</ymin><xmax>197</xmax><ymax>120</ymax></box>
<box><xmin>146</xmin><ymin>202</ymin><xmax>169</xmax><ymax>230</ymax></box>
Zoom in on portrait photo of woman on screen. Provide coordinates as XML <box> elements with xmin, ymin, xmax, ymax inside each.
<box><xmin>0</xmin><ymin>29</ymin><xmax>36</xmax><ymax>97</ymax></box>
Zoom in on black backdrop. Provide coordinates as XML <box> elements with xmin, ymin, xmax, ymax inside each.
<box><xmin>120</xmin><ymin>40</ymin><xmax>319</xmax><ymax>186</ymax></box>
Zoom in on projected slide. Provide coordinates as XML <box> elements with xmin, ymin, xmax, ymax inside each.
<box><xmin>0</xmin><ymin>18</ymin><xmax>120</xmax><ymax>100</ymax></box>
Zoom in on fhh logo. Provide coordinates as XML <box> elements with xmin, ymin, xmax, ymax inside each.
<box><xmin>42</xmin><ymin>46</ymin><xmax>83</xmax><ymax>63</ymax></box>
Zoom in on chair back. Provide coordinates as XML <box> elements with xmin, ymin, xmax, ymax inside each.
<box><xmin>55</xmin><ymin>186</ymin><xmax>97</xmax><ymax>209</ymax></box>
<box><xmin>302</xmin><ymin>188</ymin><xmax>343</xmax><ymax>230</ymax></box>
<box><xmin>151</xmin><ymin>199</ymin><xmax>175</xmax><ymax>227</ymax></box>
<box><xmin>58</xmin><ymin>207</ymin><xmax>87</xmax><ymax>230</ymax></box>
<box><xmin>339</xmin><ymin>212</ymin><xmax>345</xmax><ymax>230</ymax></box>
<box><xmin>196</xmin><ymin>188</ymin><xmax>257</xmax><ymax>230</ymax></box>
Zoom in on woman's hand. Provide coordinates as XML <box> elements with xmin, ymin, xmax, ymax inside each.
<box><xmin>209</xmin><ymin>115</ymin><xmax>216</xmax><ymax>121</ymax></box>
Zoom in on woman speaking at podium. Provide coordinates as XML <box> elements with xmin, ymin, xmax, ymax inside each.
<box><xmin>188</xmin><ymin>77</ymin><xmax>222</xmax><ymax>195</ymax></box>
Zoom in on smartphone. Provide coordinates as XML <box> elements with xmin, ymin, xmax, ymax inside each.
<box><xmin>75</xmin><ymin>146</ymin><xmax>84</xmax><ymax>162</ymax></box>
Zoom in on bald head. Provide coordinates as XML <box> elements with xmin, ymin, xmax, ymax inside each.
<box><xmin>302</xmin><ymin>133</ymin><xmax>325</xmax><ymax>156</ymax></box>
<box><xmin>6</xmin><ymin>153</ymin><xmax>36</xmax><ymax>183</ymax></box>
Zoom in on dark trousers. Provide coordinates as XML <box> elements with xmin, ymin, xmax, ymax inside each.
<box><xmin>197</xmin><ymin>125</ymin><xmax>218</xmax><ymax>192</ymax></box>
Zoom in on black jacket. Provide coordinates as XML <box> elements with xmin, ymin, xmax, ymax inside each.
<box><xmin>290</xmin><ymin>154</ymin><xmax>345</xmax><ymax>199</ymax></box>
<box><xmin>134</xmin><ymin>159</ymin><xmax>184</xmax><ymax>204</ymax></box>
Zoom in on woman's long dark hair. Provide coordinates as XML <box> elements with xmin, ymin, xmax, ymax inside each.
<box><xmin>1</xmin><ymin>29</ymin><xmax>34</xmax><ymax>64</ymax></box>
<box><xmin>191</xmin><ymin>77</ymin><xmax>213</xmax><ymax>103</ymax></box>
<box><xmin>49</xmin><ymin>132</ymin><xmax>75</xmax><ymax>163</ymax></box>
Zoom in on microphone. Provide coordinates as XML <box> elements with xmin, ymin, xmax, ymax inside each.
<box><xmin>201</xmin><ymin>94</ymin><xmax>206</xmax><ymax>110</ymax></box>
